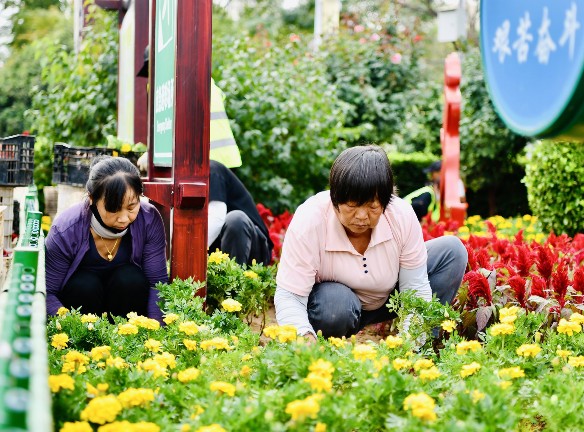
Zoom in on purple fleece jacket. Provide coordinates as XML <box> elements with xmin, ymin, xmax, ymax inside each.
<box><xmin>45</xmin><ymin>200</ymin><xmax>168</xmax><ymax>322</ymax></box>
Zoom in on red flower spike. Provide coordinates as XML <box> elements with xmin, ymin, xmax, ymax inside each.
<box><xmin>476</xmin><ymin>249</ymin><xmax>493</xmax><ymax>270</ymax></box>
<box><xmin>536</xmin><ymin>245</ymin><xmax>555</xmax><ymax>281</ymax></box>
<box><xmin>514</xmin><ymin>244</ymin><xmax>534</xmax><ymax>278</ymax></box>
<box><xmin>530</xmin><ymin>275</ymin><xmax>548</xmax><ymax>298</ymax></box>
<box><xmin>465</xmin><ymin>244</ymin><xmax>478</xmax><ymax>271</ymax></box>
<box><xmin>463</xmin><ymin>271</ymin><xmax>493</xmax><ymax>308</ymax></box>
<box><xmin>508</xmin><ymin>275</ymin><xmax>527</xmax><ymax>308</ymax></box>
<box><xmin>573</xmin><ymin>266</ymin><xmax>584</xmax><ymax>295</ymax></box>
<box><xmin>552</xmin><ymin>263</ymin><xmax>569</xmax><ymax>308</ymax></box>
<box><xmin>513</xmin><ymin>229</ymin><xmax>524</xmax><ymax>245</ymax></box>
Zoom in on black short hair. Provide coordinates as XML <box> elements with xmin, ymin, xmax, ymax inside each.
<box><xmin>86</xmin><ymin>156</ymin><xmax>143</xmax><ymax>212</ymax></box>
<box><xmin>329</xmin><ymin>145</ymin><xmax>394</xmax><ymax>210</ymax></box>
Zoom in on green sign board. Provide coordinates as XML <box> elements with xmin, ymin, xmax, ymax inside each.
<box><xmin>153</xmin><ymin>0</ymin><xmax>177</xmax><ymax>166</ymax></box>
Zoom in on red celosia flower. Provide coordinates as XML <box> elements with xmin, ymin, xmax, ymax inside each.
<box><xmin>552</xmin><ymin>263</ymin><xmax>569</xmax><ymax>308</ymax></box>
<box><xmin>476</xmin><ymin>249</ymin><xmax>493</xmax><ymax>270</ymax></box>
<box><xmin>514</xmin><ymin>244</ymin><xmax>534</xmax><ymax>278</ymax></box>
<box><xmin>463</xmin><ymin>271</ymin><xmax>492</xmax><ymax>308</ymax></box>
<box><xmin>513</xmin><ymin>229</ymin><xmax>524</xmax><ymax>245</ymax></box>
<box><xmin>508</xmin><ymin>275</ymin><xmax>527</xmax><ymax>308</ymax></box>
<box><xmin>536</xmin><ymin>245</ymin><xmax>555</xmax><ymax>281</ymax></box>
<box><xmin>530</xmin><ymin>275</ymin><xmax>548</xmax><ymax>298</ymax></box>
<box><xmin>465</xmin><ymin>244</ymin><xmax>478</xmax><ymax>271</ymax></box>
<box><xmin>573</xmin><ymin>266</ymin><xmax>584</xmax><ymax>295</ymax></box>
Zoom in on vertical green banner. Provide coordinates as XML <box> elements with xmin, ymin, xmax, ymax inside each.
<box><xmin>153</xmin><ymin>0</ymin><xmax>177</xmax><ymax>166</ymax></box>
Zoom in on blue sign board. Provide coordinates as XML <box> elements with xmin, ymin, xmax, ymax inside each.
<box><xmin>481</xmin><ymin>1</ymin><xmax>584</xmax><ymax>138</ymax></box>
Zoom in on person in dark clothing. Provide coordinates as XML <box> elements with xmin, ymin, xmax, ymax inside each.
<box><xmin>208</xmin><ymin>160</ymin><xmax>273</xmax><ymax>266</ymax></box>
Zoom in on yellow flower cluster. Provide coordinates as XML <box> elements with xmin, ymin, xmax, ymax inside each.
<box><xmin>263</xmin><ymin>325</ymin><xmax>298</xmax><ymax>343</ymax></box>
<box><xmin>60</xmin><ymin>421</ymin><xmax>92</xmax><ymax>432</ymax></box>
<box><xmin>516</xmin><ymin>344</ymin><xmax>541</xmax><ymax>358</ymax></box>
<box><xmin>471</xmin><ymin>390</ymin><xmax>485</xmax><ymax>403</ymax></box>
<box><xmin>80</xmin><ymin>395</ymin><xmax>123</xmax><ymax>425</ymax></box>
<box><xmin>403</xmin><ymin>392</ymin><xmax>437</xmax><ymax>422</ymax></box>
<box><xmin>557</xmin><ymin>318</ymin><xmax>582</xmax><ymax>336</ymax></box>
<box><xmin>57</xmin><ymin>307</ymin><xmax>69</xmax><ymax>317</ymax></box>
<box><xmin>490</xmin><ymin>323</ymin><xmax>515</xmax><ymax>336</ymax></box>
<box><xmin>304</xmin><ymin>359</ymin><xmax>335</xmax><ymax>393</ymax></box>
<box><xmin>498</xmin><ymin>366</ymin><xmax>525</xmax><ymax>380</ymax></box>
<box><xmin>117</xmin><ymin>387</ymin><xmax>155</xmax><ymax>408</ymax></box>
<box><xmin>569</xmin><ymin>313</ymin><xmax>584</xmax><ymax>325</ymax></box>
<box><xmin>221</xmin><ymin>298</ymin><xmax>242</xmax><ymax>312</ymax></box>
<box><xmin>419</xmin><ymin>366</ymin><xmax>441</xmax><ymax>382</ymax></box>
<box><xmin>183</xmin><ymin>339</ymin><xmax>198</xmax><ymax>351</ymax></box>
<box><xmin>556</xmin><ymin>348</ymin><xmax>572</xmax><ymax>358</ymax></box>
<box><xmin>568</xmin><ymin>356</ymin><xmax>584</xmax><ymax>367</ymax></box>
<box><xmin>456</xmin><ymin>340</ymin><xmax>482</xmax><ymax>355</ymax></box>
<box><xmin>243</xmin><ymin>270</ymin><xmax>259</xmax><ymax>279</ymax></box>
<box><xmin>117</xmin><ymin>323</ymin><xmax>139</xmax><ymax>335</ymax></box>
<box><xmin>460</xmin><ymin>362</ymin><xmax>481</xmax><ymax>378</ymax></box>
<box><xmin>328</xmin><ymin>337</ymin><xmax>347</xmax><ymax>348</ymax></box>
<box><xmin>178</xmin><ymin>368</ymin><xmax>201</xmax><ymax>383</ymax></box>
<box><xmin>145</xmin><ymin>339</ymin><xmax>162</xmax><ymax>353</ymax></box>
<box><xmin>352</xmin><ymin>344</ymin><xmax>377</xmax><ymax>361</ymax></box>
<box><xmin>90</xmin><ymin>346</ymin><xmax>111</xmax><ymax>361</ymax></box>
<box><xmin>195</xmin><ymin>425</ymin><xmax>226</xmax><ymax>432</ymax></box>
<box><xmin>200</xmin><ymin>337</ymin><xmax>231</xmax><ymax>351</ymax></box>
<box><xmin>208</xmin><ymin>250</ymin><xmax>230</xmax><ymax>264</ymax></box>
<box><xmin>62</xmin><ymin>351</ymin><xmax>90</xmax><ymax>374</ymax></box>
<box><xmin>128</xmin><ymin>314</ymin><xmax>161</xmax><ymax>330</ymax></box>
<box><xmin>49</xmin><ymin>374</ymin><xmax>75</xmax><ymax>393</ymax></box>
<box><xmin>163</xmin><ymin>313</ymin><xmax>179</xmax><ymax>325</ymax></box>
<box><xmin>499</xmin><ymin>306</ymin><xmax>520</xmax><ymax>324</ymax></box>
<box><xmin>97</xmin><ymin>421</ymin><xmax>160</xmax><ymax>432</ymax></box>
<box><xmin>51</xmin><ymin>333</ymin><xmax>69</xmax><ymax>350</ymax></box>
<box><xmin>210</xmin><ymin>381</ymin><xmax>236</xmax><ymax>397</ymax></box>
<box><xmin>413</xmin><ymin>358</ymin><xmax>434</xmax><ymax>371</ymax></box>
<box><xmin>179</xmin><ymin>321</ymin><xmax>200</xmax><ymax>336</ymax></box>
<box><xmin>106</xmin><ymin>357</ymin><xmax>128</xmax><ymax>369</ymax></box>
<box><xmin>86</xmin><ymin>382</ymin><xmax>109</xmax><ymax>397</ymax></box>
<box><xmin>441</xmin><ymin>320</ymin><xmax>456</xmax><ymax>333</ymax></box>
<box><xmin>392</xmin><ymin>358</ymin><xmax>412</xmax><ymax>371</ymax></box>
<box><xmin>285</xmin><ymin>394</ymin><xmax>324</xmax><ymax>421</ymax></box>
<box><xmin>81</xmin><ymin>314</ymin><xmax>99</xmax><ymax>324</ymax></box>
<box><xmin>384</xmin><ymin>335</ymin><xmax>404</xmax><ymax>348</ymax></box>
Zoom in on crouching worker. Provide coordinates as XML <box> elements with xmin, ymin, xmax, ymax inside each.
<box><xmin>208</xmin><ymin>160</ymin><xmax>273</xmax><ymax>266</ymax></box>
<box><xmin>45</xmin><ymin>156</ymin><xmax>168</xmax><ymax>322</ymax></box>
<box><xmin>275</xmin><ymin>145</ymin><xmax>468</xmax><ymax>341</ymax></box>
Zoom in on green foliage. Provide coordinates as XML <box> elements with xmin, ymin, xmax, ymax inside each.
<box><xmin>206</xmin><ymin>251</ymin><xmax>277</xmax><ymax>327</ymax></box>
<box><xmin>213</xmin><ymin>36</ymin><xmax>348</xmax><ymax>213</ymax></box>
<box><xmin>459</xmin><ymin>49</ymin><xmax>529</xmax><ymax>193</ymax></box>
<box><xmin>33</xmin><ymin>136</ymin><xmax>53</xmax><ymax>198</ymax></box>
<box><xmin>28</xmin><ymin>5</ymin><xmax>118</xmax><ymax>148</ymax></box>
<box><xmin>388</xmin><ymin>151</ymin><xmax>437</xmax><ymax>197</ymax></box>
<box><xmin>524</xmin><ymin>141</ymin><xmax>584</xmax><ymax>237</ymax></box>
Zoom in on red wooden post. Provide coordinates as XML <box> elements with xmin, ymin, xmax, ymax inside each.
<box><xmin>440</xmin><ymin>52</ymin><xmax>467</xmax><ymax>226</ymax></box>
<box><xmin>143</xmin><ymin>0</ymin><xmax>211</xmax><ymax>294</ymax></box>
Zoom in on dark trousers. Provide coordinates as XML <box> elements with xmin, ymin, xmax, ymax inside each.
<box><xmin>307</xmin><ymin>236</ymin><xmax>468</xmax><ymax>338</ymax></box>
<box><xmin>209</xmin><ymin>210</ymin><xmax>271</xmax><ymax>266</ymax></box>
<box><xmin>58</xmin><ymin>264</ymin><xmax>149</xmax><ymax>317</ymax></box>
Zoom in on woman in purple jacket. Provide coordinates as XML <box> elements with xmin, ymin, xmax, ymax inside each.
<box><xmin>45</xmin><ymin>156</ymin><xmax>168</xmax><ymax>322</ymax></box>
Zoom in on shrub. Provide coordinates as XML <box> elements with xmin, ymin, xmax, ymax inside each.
<box><xmin>388</xmin><ymin>151</ymin><xmax>437</xmax><ymax>197</ymax></box>
<box><xmin>524</xmin><ymin>141</ymin><xmax>584</xmax><ymax>237</ymax></box>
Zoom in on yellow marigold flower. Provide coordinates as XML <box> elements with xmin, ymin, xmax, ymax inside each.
<box><xmin>117</xmin><ymin>388</ymin><xmax>155</xmax><ymax>408</ymax></box>
<box><xmin>304</xmin><ymin>372</ymin><xmax>333</xmax><ymax>392</ymax></box>
<box><xmin>145</xmin><ymin>339</ymin><xmax>162</xmax><ymax>353</ymax></box>
<box><xmin>60</xmin><ymin>421</ymin><xmax>92</xmax><ymax>432</ymax></box>
<box><xmin>106</xmin><ymin>357</ymin><xmax>127</xmax><ymax>369</ymax></box>
<box><xmin>57</xmin><ymin>307</ymin><xmax>69</xmax><ymax>317</ymax></box>
<box><xmin>240</xmin><ymin>365</ymin><xmax>252</xmax><ymax>377</ymax></box>
<box><xmin>210</xmin><ymin>381</ymin><xmax>236</xmax><ymax>397</ymax></box>
<box><xmin>191</xmin><ymin>405</ymin><xmax>205</xmax><ymax>419</ymax></box>
<box><xmin>314</xmin><ymin>422</ymin><xmax>327</xmax><ymax>432</ymax></box>
<box><xmin>63</xmin><ymin>350</ymin><xmax>90</xmax><ymax>366</ymax></box>
<box><xmin>441</xmin><ymin>320</ymin><xmax>456</xmax><ymax>333</ymax></box>
<box><xmin>183</xmin><ymin>339</ymin><xmax>198</xmax><ymax>351</ymax></box>
<box><xmin>153</xmin><ymin>352</ymin><xmax>176</xmax><ymax>369</ymax></box>
<box><xmin>352</xmin><ymin>344</ymin><xmax>377</xmax><ymax>361</ymax></box>
<box><xmin>263</xmin><ymin>325</ymin><xmax>298</xmax><ymax>343</ymax></box>
<box><xmin>129</xmin><ymin>316</ymin><xmax>161</xmax><ymax>330</ymax></box>
<box><xmin>195</xmin><ymin>425</ymin><xmax>226</xmax><ymax>432</ymax></box>
<box><xmin>163</xmin><ymin>313</ymin><xmax>179</xmax><ymax>325</ymax></box>
<box><xmin>138</xmin><ymin>359</ymin><xmax>167</xmax><ymax>378</ymax></box>
<box><xmin>80</xmin><ymin>395</ymin><xmax>122</xmax><ymax>425</ymax></box>
<box><xmin>61</xmin><ymin>361</ymin><xmax>85</xmax><ymax>374</ymax></box>
<box><xmin>328</xmin><ymin>337</ymin><xmax>347</xmax><ymax>348</ymax></box>
<box><xmin>489</xmin><ymin>323</ymin><xmax>515</xmax><ymax>336</ymax></box>
<box><xmin>90</xmin><ymin>346</ymin><xmax>111</xmax><ymax>361</ymax></box>
<box><xmin>557</xmin><ymin>318</ymin><xmax>582</xmax><ymax>336</ymax></box>
<box><xmin>456</xmin><ymin>340</ymin><xmax>483</xmax><ymax>355</ymax></box>
<box><xmin>243</xmin><ymin>270</ymin><xmax>258</xmax><ymax>279</ymax></box>
<box><xmin>309</xmin><ymin>359</ymin><xmax>335</xmax><ymax>378</ymax></box>
<box><xmin>97</xmin><ymin>421</ymin><xmax>160</xmax><ymax>432</ymax></box>
<box><xmin>241</xmin><ymin>354</ymin><xmax>252</xmax><ymax>361</ymax></box>
<box><xmin>80</xmin><ymin>314</ymin><xmax>98</xmax><ymax>324</ymax></box>
<box><xmin>497</xmin><ymin>380</ymin><xmax>512</xmax><ymax>389</ymax></box>
<box><xmin>413</xmin><ymin>358</ymin><xmax>434</xmax><ymax>371</ymax></box>
<box><xmin>556</xmin><ymin>348</ymin><xmax>572</xmax><ymax>358</ymax></box>
<box><xmin>49</xmin><ymin>374</ymin><xmax>75</xmax><ymax>393</ymax></box>
<box><xmin>569</xmin><ymin>312</ymin><xmax>584</xmax><ymax>325</ymax></box>
<box><xmin>419</xmin><ymin>366</ymin><xmax>441</xmax><ymax>381</ymax></box>
<box><xmin>385</xmin><ymin>335</ymin><xmax>404</xmax><ymax>348</ymax></box>
<box><xmin>86</xmin><ymin>382</ymin><xmax>109</xmax><ymax>397</ymax></box>
<box><xmin>516</xmin><ymin>344</ymin><xmax>541</xmax><ymax>358</ymax></box>
<box><xmin>221</xmin><ymin>298</ymin><xmax>242</xmax><ymax>312</ymax></box>
<box><xmin>178</xmin><ymin>368</ymin><xmax>201</xmax><ymax>383</ymax></box>
<box><xmin>392</xmin><ymin>358</ymin><xmax>412</xmax><ymax>371</ymax></box>
<box><xmin>181</xmin><ymin>425</ymin><xmax>191</xmax><ymax>432</ymax></box>
<box><xmin>460</xmin><ymin>362</ymin><xmax>481</xmax><ymax>378</ymax></box>
<box><xmin>499</xmin><ymin>306</ymin><xmax>519</xmax><ymax>324</ymax></box>
<box><xmin>208</xmin><ymin>250</ymin><xmax>230</xmax><ymax>265</ymax></box>
<box><xmin>51</xmin><ymin>333</ymin><xmax>69</xmax><ymax>350</ymax></box>
<box><xmin>179</xmin><ymin>321</ymin><xmax>200</xmax><ymax>336</ymax></box>
<box><xmin>498</xmin><ymin>366</ymin><xmax>525</xmax><ymax>380</ymax></box>
<box><xmin>285</xmin><ymin>394</ymin><xmax>324</xmax><ymax>421</ymax></box>
<box><xmin>471</xmin><ymin>390</ymin><xmax>485</xmax><ymax>403</ymax></box>
<box><xmin>200</xmin><ymin>337</ymin><xmax>231</xmax><ymax>351</ymax></box>
<box><xmin>568</xmin><ymin>356</ymin><xmax>584</xmax><ymax>367</ymax></box>
<box><xmin>117</xmin><ymin>323</ymin><xmax>139</xmax><ymax>335</ymax></box>
<box><xmin>403</xmin><ymin>392</ymin><xmax>437</xmax><ymax>422</ymax></box>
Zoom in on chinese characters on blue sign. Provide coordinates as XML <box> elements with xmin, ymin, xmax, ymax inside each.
<box><xmin>481</xmin><ymin>1</ymin><xmax>584</xmax><ymax>139</ymax></box>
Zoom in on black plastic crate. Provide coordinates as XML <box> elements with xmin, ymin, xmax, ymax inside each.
<box><xmin>0</xmin><ymin>135</ymin><xmax>35</xmax><ymax>186</ymax></box>
<box><xmin>52</xmin><ymin>144</ymin><xmax>114</xmax><ymax>187</ymax></box>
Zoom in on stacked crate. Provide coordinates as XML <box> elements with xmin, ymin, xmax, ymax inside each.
<box><xmin>0</xmin><ymin>188</ymin><xmax>14</xmax><ymax>254</ymax></box>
